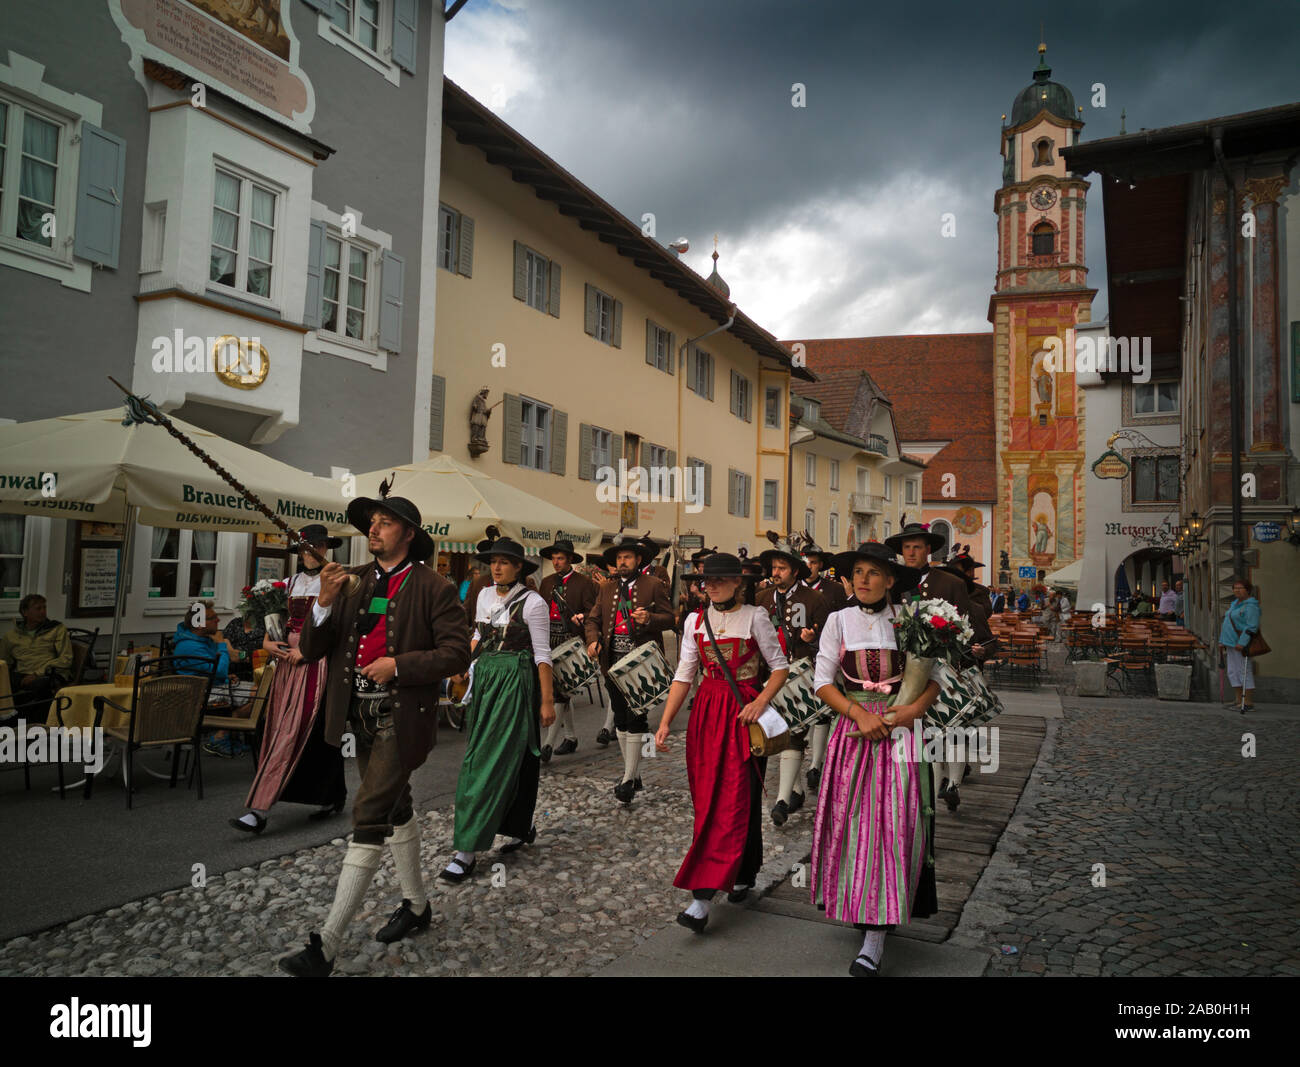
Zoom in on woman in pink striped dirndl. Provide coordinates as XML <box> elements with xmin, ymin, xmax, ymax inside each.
<box><xmin>809</xmin><ymin>542</ymin><xmax>943</xmax><ymax>976</ymax></box>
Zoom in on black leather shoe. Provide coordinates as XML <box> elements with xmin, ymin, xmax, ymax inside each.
<box><xmin>849</xmin><ymin>953</ymin><xmax>880</xmax><ymax>977</ymax></box>
<box><xmin>771</xmin><ymin>800</ymin><xmax>789</xmax><ymax>827</ymax></box>
<box><xmin>944</xmin><ymin>786</ymin><xmax>960</xmax><ymax>811</ymax></box>
<box><xmin>309</xmin><ymin>799</ymin><xmax>345</xmax><ymax>821</ymax></box>
<box><xmin>229</xmin><ymin>813</ymin><xmax>267</xmax><ymax>834</ymax></box>
<box><xmin>787</xmin><ymin>789</ymin><xmax>805</xmax><ymax>814</ymax></box>
<box><xmin>596</xmin><ymin>728</ymin><xmax>613</xmax><ymax>746</ymax></box>
<box><xmin>439</xmin><ymin>857</ymin><xmax>477</xmax><ymax>883</ymax></box>
<box><xmin>376</xmin><ymin>898</ymin><xmax>432</xmax><ymax>943</ymax></box>
<box><xmin>634</xmin><ymin>776</ymin><xmax>644</xmax><ymax>792</ymax></box>
<box><xmin>676</xmin><ymin>910</ymin><xmax>708</xmax><ymax>934</ymax></box>
<box><xmin>613</xmin><ymin>779</ymin><xmax>636</xmax><ymax>804</ymax></box>
<box><xmin>554</xmin><ymin>737</ymin><xmax>578</xmax><ymax>756</ymax></box>
<box><xmin>279</xmin><ymin>933</ymin><xmax>333</xmax><ymax>977</ymax></box>
<box><xmin>726</xmin><ymin>885</ymin><xmax>751</xmax><ymax>904</ymax></box>
<box><xmin>539</xmin><ymin>744</ymin><xmax>553</xmax><ymax>764</ymax></box>
<box><xmin>498</xmin><ymin>825</ymin><xmax>537</xmax><ymax>853</ymax></box>
<box><xmin>806</xmin><ymin>766</ymin><xmax>821</xmax><ymax>792</ymax></box>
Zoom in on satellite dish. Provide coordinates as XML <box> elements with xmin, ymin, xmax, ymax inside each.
<box><xmin>669</xmin><ymin>238</ymin><xmax>690</xmax><ymax>254</ymax></box>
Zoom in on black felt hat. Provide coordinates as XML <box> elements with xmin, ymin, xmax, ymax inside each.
<box><xmin>539</xmin><ymin>538</ymin><xmax>581</xmax><ymax>562</ymax></box>
<box><xmin>884</xmin><ymin>521</ymin><xmax>946</xmax><ymax>555</ymax></box>
<box><xmin>346</xmin><ymin>495</ymin><xmax>435</xmax><ymax>561</ymax></box>
<box><xmin>831</xmin><ymin>541</ymin><xmax>924</xmax><ymax>598</ymax></box>
<box><xmin>602</xmin><ymin>534</ymin><xmax>656</xmax><ymax>569</ymax></box>
<box><xmin>291</xmin><ymin>524</ymin><xmax>343</xmax><ymax>551</ymax></box>
<box><xmin>475</xmin><ymin>537</ymin><xmax>539</xmax><ymax>577</ymax></box>
<box><xmin>759</xmin><ymin>533</ymin><xmax>811</xmax><ymax>582</ymax></box>
<box><xmin>689</xmin><ymin>545</ymin><xmax>718</xmax><ymax>564</ymax></box>
<box><xmin>700</xmin><ymin>552</ymin><xmax>745</xmax><ymax>579</ymax></box>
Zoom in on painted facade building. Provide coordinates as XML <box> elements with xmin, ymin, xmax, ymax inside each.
<box><xmin>989</xmin><ymin>44</ymin><xmax>1095</xmax><ymax>592</ymax></box>
<box><xmin>0</xmin><ymin>0</ymin><xmax>448</xmax><ymax>637</ymax></box>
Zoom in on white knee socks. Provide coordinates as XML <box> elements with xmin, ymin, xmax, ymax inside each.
<box><xmin>388</xmin><ymin>818</ymin><xmax>427</xmax><ymax>915</ymax></box>
<box><xmin>777</xmin><ymin>747</ymin><xmax>804</xmax><ymax>805</ymax></box>
<box><xmin>685</xmin><ymin>897</ymin><xmax>710</xmax><ymax>920</ymax></box>
<box><xmin>560</xmin><ymin>702</ymin><xmax>576</xmax><ymax>740</ymax></box>
<box><xmin>809</xmin><ymin>722</ymin><xmax>830</xmax><ymax>771</ymax></box>
<box><xmin>859</xmin><ymin>926</ymin><xmax>886</xmax><ymax>966</ymax></box>
<box><xmin>320</xmin><ymin>841</ymin><xmax>383</xmax><ymax>961</ymax></box>
<box><xmin>617</xmin><ymin>729</ymin><xmax>642</xmax><ymax>784</ymax></box>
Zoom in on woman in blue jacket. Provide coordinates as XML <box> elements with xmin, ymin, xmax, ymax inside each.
<box><xmin>1219</xmin><ymin>577</ymin><xmax>1260</xmax><ymax>712</ymax></box>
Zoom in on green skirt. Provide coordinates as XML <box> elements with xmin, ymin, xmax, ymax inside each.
<box><xmin>453</xmin><ymin>648</ymin><xmax>539</xmax><ymax>852</ymax></box>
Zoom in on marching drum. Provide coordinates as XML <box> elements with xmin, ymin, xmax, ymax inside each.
<box><xmin>768</xmin><ymin>657</ymin><xmax>830</xmax><ymax>735</ymax></box>
<box><xmin>552</xmin><ymin>637</ymin><xmax>598</xmax><ymax>696</ymax></box>
<box><xmin>608</xmin><ymin>642</ymin><xmax>673</xmax><ymax>714</ymax></box>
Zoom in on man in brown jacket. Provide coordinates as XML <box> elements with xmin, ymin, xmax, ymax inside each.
<box><xmin>537</xmin><ymin>538</ymin><xmax>598</xmax><ymax>761</ymax></box>
<box><xmin>585</xmin><ymin>538</ymin><xmax>674</xmax><ymax>804</ymax></box>
<box><xmin>886</xmin><ymin>522</ymin><xmax>972</xmax><ymax>619</ymax></box>
<box><xmin>279</xmin><ymin>492</ymin><xmax>469</xmax><ymax>978</ymax></box>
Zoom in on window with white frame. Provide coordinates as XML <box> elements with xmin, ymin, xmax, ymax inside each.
<box><xmin>882</xmin><ymin>474</ymin><xmax>893</xmax><ymax>501</ymax></box>
<box><xmin>645</xmin><ymin>443</ymin><xmax>671</xmax><ymax>496</ymax></box>
<box><xmin>525</xmin><ymin>247</ymin><xmax>549</xmax><ymax>312</ymax></box>
<box><xmin>210</xmin><ymin>165</ymin><xmax>278</xmax><ymax>299</ymax></box>
<box><xmin>805</xmin><ymin>452</ymin><xmax>816</xmax><ymax>486</ymax></box>
<box><xmin>905</xmin><ymin>479</ymin><xmax>917</xmax><ymax>505</ymax></box>
<box><xmin>329</xmin><ymin>0</ymin><xmax>384</xmax><ymax>54</ymax></box>
<box><xmin>518</xmin><ymin>398</ymin><xmax>552</xmax><ymax>471</ymax></box>
<box><xmin>648</xmin><ymin>322</ymin><xmax>671</xmax><ymax>372</ymax></box>
<box><xmin>764</xmin><ymin>386</ymin><xmax>781</xmax><ymax>428</ymax></box>
<box><xmin>804</xmin><ymin>509</ymin><xmax>815</xmax><ymax>538</ymax></box>
<box><xmin>883</xmin><ymin>520</ymin><xmax>892</xmax><ymax>539</ymax></box>
<box><xmin>0</xmin><ymin>515</ymin><xmax>25</xmax><ymax>602</ymax></box>
<box><xmin>321</xmin><ymin>232</ymin><xmax>370</xmax><ymax>342</ymax></box>
<box><xmin>0</xmin><ymin>99</ymin><xmax>60</xmax><ymax>252</ymax></box>
<box><xmin>691</xmin><ymin>348</ymin><xmax>713</xmax><ymax>397</ymax></box>
<box><xmin>802</xmin><ymin>399</ymin><xmax>820</xmax><ymax>423</ymax></box>
<box><xmin>594</xmin><ymin>290</ymin><xmax>614</xmax><ymax>344</ymax></box>
<box><xmin>437</xmin><ymin>204</ymin><xmax>458</xmax><ymax>272</ymax></box>
<box><xmin>829</xmin><ymin>459</ymin><xmax>840</xmax><ymax>491</ymax></box>
<box><xmin>762</xmin><ymin>479</ymin><xmax>779</xmax><ymax>521</ymax></box>
<box><xmin>1134</xmin><ymin>380</ymin><xmax>1179</xmax><ymax>415</ymax></box>
<box><xmin>147</xmin><ymin>528</ymin><xmax>218</xmax><ymax>601</ymax></box>
<box><xmin>829</xmin><ymin>512</ymin><xmax>839</xmax><ymax>547</ymax></box>
<box><xmin>728</xmin><ymin>469</ymin><xmax>751</xmax><ymax>517</ymax></box>
<box><xmin>591</xmin><ymin>426</ymin><xmax>612</xmax><ymax>473</ymax></box>
<box><xmin>730</xmin><ymin>370</ymin><xmax>752</xmax><ymax>422</ymax></box>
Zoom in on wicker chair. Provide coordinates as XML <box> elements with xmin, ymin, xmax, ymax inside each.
<box><xmin>87</xmin><ymin>655</ymin><xmax>216</xmax><ymax>807</ymax></box>
<box><xmin>200</xmin><ymin>661</ymin><xmax>276</xmax><ymax>764</ymax></box>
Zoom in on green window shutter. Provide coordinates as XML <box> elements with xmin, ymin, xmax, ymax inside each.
<box><xmin>706</xmin><ymin>354</ymin><xmax>715</xmax><ymax>400</ymax></box>
<box><xmin>379</xmin><ymin>250</ymin><xmax>405</xmax><ymax>352</ymax></box>
<box><xmin>502</xmin><ymin>393</ymin><xmax>522</xmax><ymax>464</ymax></box>
<box><xmin>550</xmin><ymin>409</ymin><xmax>568</xmax><ymax>476</ymax></box>
<box><xmin>665</xmin><ymin>448</ymin><xmax>677</xmax><ymax>498</ymax></box>
<box><xmin>611</xmin><ymin>299</ymin><xmax>623</xmax><ymax>348</ymax></box>
<box><xmin>578</xmin><ymin>423</ymin><xmax>594</xmax><ymax>480</ymax></box>
<box><xmin>548</xmin><ymin>259</ymin><xmax>561</xmax><ymax>317</ymax></box>
<box><xmin>457</xmin><ymin>214</ymin><xmax>474</xmax><ymax>277</ymax></box>
<box><xmin>73</xmin><ymin>123</ymin><xmax>126</xmax><ymax>269</ymax></box>
<box><xmin>610</xmin><ymin>433</ymin><xmax>623</xmax><ymax>471</ymax></box>
<box><xmin>686</xmin><ymin>343</ymin><xmax>696</xmax><ymax>393</ymax></box>
<box><xmin>744</xmin><ymin>474</ymin><xmax>752</xmax><ymax>517</ymax></box>
<box><xmin>727</xmin><ymin>469</ymin><xmax>735</xmax><ymax>515</ymax></box>
<box><xmin>303</xmin><ymin>218</ymin><xmax>326</xmax><ymax>329</ymax></box>
<box><xmin>704</xmin><ymin>462</ymin><xmax>712</xmax><ymax>507</ymax></box>
<box><xmin>667</xmin><ymin>331</ymin><xmax>675</xmax><ymax>374</ymax></box>
<box><xmin>730</xmin><ymin>370</ymin><xmax>738</xmax><ymax>416</ymax></box>
<box><xmin>513</xmin><ymin>240</ymin><xmax>528</xmax><ymax>301</ymax></box>
<box><xmin>743</xmin><ymin>375</ymin><xmax>752</xmax><ymax>422</ymax></box>
<box><xmin>584</xmin><ymin>284</ymin><xmax>598</xmax><ymax>336</ymax></box>
<box><xmin>645</xmin><ymin>319</ymin><xmax>656</xmax><ymax>367</ymax></box>
<box><xmin>392</xmin><ymin>0</ymin><xmax>417</xmax><ymax>74</ymax></box>
<box><xmin>428</xmin><ymin>374</ymin><xmax>446</xmax><ymax>452</ymax></box>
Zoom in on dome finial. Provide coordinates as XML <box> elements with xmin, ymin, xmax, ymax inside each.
<box><xmin>705</xmin><ymin>235</ymin><xmax>730</xmax><ymax>299</ymax></box>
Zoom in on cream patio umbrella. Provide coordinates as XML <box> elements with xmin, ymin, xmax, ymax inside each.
<box><xmin>351</xmin><ymin>454</ymin><xmax>602</xmax><ymax>554</ymax></box>
<box><xmin>0</xmin><ymin>407</ymin><xmax>352</xmax><ymax>660</ymax></box>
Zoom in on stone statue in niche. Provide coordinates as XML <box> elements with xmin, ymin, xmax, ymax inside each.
<box><xmin>469</xmin><ymin>387</ymin><xmax>499</xmax><ymax>458</ymax></box>
<box><xmin>1034</xmin><ymin>364</ymin><xmax>1053</xmax><ymax>408</ymax></box>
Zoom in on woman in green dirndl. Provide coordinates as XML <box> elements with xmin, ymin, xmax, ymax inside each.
<box><xmin>441</xmin><ymin>538</ymin><xmax>556</xmax><ymax>882</ymax></box>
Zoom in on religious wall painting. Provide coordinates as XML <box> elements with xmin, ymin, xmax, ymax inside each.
<box><xmin>1026</xmin><ymin>471</ymin><xmax>1058</xmax><ymax>565</ymax></box>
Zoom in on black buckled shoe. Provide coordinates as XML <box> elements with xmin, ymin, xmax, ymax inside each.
<box><xmin>787</xmin><ymin>789</ymin><xmax>805</xmax><ymax>814</ymax></box>
<box><xmin>375</xmin><ymin>899</ymin><xmax>432</xmax><ymax>943</ymax></box>
<box><xmin>278</xmin><ymin>933</ymin><xmax>333</xmax><ymax>977</ymax></box>
<box><xmin>595</xmin><ymin>727</ymin><xmax>614</xmax><ymax>746</ymax></box>
<box><xmin>676</xmin><ymin>910</ymin><xmax>708</xmax><ymax>934</ymax></box>
<box><xmin>229</xmin><ymin>813</ymin><xmax>267</xmax><ymax>835</ymax></box>
<box><xmin>439</xmin><ymin>856</ymin><xmax>477</xmax><ymax>884</ymax></box>
<box><xmin>849</xmin><ymin>952</ymin><xmax>881</xmax><ymax>977</ymax></box>
<box><xmin>726</xmin><ymin>884</ymin><xmax>751</xmax><ymax>904</ymax></box>
<box><xmin>309</xmin><ymin>799</ymin><xmax>346</xmax><ymax>821</ymax></box>
<box><xmin>554</xmin><ymin>737</ymin><xmax>578</xmax><ymax>756</ymax></box>
<box><xmin>613</xmin><ymin>779</ymin><xmax>636</xmax><ymax>805</ymax></box>
<box><xmin>806</xmin><ymin>766</ymin><xmax>821</xmax><ymax>792</ymax></box>
<box><xmin>771</xmin><ymin>800</ymin><xmax>789</xmax><ymax>826</ymax></box>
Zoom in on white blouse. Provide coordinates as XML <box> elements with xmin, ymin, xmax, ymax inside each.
<box><xmin>287</xmin><ymin>570</ymin><xmax>321</xmax><ymax>599</ymax></box>
<box><xmin>673</xmin><ymin>603</ymin><xmax>789</xmax><ymax>685</ymax></box>
<box><xmin>813</xmin><ymin>603</ymin><xmax>946</xmax><ymax>692</ymax></box>
<box><xmin>474</xmin><ymin>582</ymin><xmax>552</xmax><ymax>667</ymax></box>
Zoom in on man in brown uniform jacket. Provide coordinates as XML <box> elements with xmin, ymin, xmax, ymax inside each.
<box><xmin>537</xmin><ymin>538</ymin><xmax>598</xmax><ymax>761</ymax></box>
<box><xmin>886</xmin><ymin>522</ymin><xmax>972</xmax><ymax>619</ymax></box>
<box><xmin>756</xmin><ymin>537</ymin><xmax>828</xmax><ymax>825</ymax></box>
<box><xmin>585</xmin><ymin>537</ymin><xmax>674</xmax><ymax>804</ymax></box>
<box><xmin>799</xmin><ymin>543</ymin><xmax>845</xmax><ymax>792</ymax></box>
<box><xmin>279</xmin><ymin>492</ymin><xmax>469</xmax><ymax>978</ymax></box>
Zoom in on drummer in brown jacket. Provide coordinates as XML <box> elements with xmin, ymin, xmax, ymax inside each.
<box><xmin>585</xmin><ymin>536</ymin><xmax>674</xmax><ymax>804</ymax></box>
<box><xmin>537</xmin><ymin>538</ymin><xmax>598</xmax><ymax>762</ymax></box>
<box><xmin>756</xmin><ymin>535</ymin><xmax>829</xmax><ymax>826</ymax></box>
<box><xmin>279</xmin><ymin>491</ymin><xmax>470</xmax><ymax>978</ymax></box>
<box><xmin>885</xmin><ymin>522</ymin><xmax>972</xmax><ymax>619</ymax></box>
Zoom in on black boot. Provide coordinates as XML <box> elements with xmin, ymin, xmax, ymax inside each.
<box><xmin>806</xmin><ymin>766</ymin><xmax>821</xmax><ymax>792</ymax></box>
<box><xmin>771</xmin><ymin>799</ymin><xmax>789</xmax><ymax>827</ymax></box>
<box><xmin>596</xmin><ymin>727</ymin><xmax>613</xmax><ymax>746</ymax></box>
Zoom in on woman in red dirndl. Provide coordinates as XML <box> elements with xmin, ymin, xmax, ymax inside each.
<box><xmin>654</xmin><ymin>552</ymin><xmax>789</xmax><ymax>933</ymax></box>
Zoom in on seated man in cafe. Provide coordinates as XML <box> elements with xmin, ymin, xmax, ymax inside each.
<box><xmin>173</xmin><ymin>601</ymin><xmax>254</xmax><ymax>754</ymax></box>
<box><xmin>0</xmin><ymin>593</ymin><xmax>73</xmax><ymax>718</ymax></box>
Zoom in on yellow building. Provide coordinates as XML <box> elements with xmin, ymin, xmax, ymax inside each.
<box><xmin>430</xmin><ymin>80</ymin><xmax>809</xmax><ymax>567</ymax></box>
<box><xmin>789</xmin><ymin>374</ymin><xmax>917</xmax><ymax>552</ymax></box>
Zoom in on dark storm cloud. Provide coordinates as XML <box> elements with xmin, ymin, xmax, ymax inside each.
<box><xmin>446</xmin><ymin>0</ymin><xmax>1299</xmax><ymax>337</ymax></box>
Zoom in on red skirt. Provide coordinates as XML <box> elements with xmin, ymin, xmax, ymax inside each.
<box><xmin>672</xmin><ymin>675</ymin><xmax>758</xmax><ymax>892</ymax></box>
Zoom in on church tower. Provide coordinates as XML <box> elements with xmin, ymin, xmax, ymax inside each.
<box><xmin>989</xmin><ymin>42</ymin><xmax>1096</xmax><ymax>589</ymax></box>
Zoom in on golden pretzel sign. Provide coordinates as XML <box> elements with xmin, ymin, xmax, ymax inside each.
<box><xmin>212</xmin><ymin>335</ymin><xmax>270</xmax><ymax>389</ymax></box>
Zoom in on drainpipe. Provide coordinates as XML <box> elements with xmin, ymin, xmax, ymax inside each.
<box><xmin>1212</xmin><ymin>131</ymin><xmax>1246</xmax><ymax>579</ymax></box>
<box><xmin>675</xmin><ymin>303</ymin><xmax>736</xmax><ymax>552</ymax></box>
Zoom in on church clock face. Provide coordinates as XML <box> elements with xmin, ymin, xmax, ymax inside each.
<box><xmin>1030</xmin><ymin>185</ymin><xmax>1058</xmax><ymax>211</ymax></box>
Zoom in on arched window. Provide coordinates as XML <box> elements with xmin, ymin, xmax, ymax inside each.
<box><xmin>1033</xmin><ymin>137</ymin><xmax>1054</xmax><ymax>166</ymax></box>
<box><xmin>1031</xmin><ymin>222</ymin><xmax>1055</xmax><ymax>256</ymax></box>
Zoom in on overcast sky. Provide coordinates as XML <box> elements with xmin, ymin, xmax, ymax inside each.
<box><xmin>444</xmin><ymin>0</ymin><xmax>1299</xmax><ymax>341</ymax></box>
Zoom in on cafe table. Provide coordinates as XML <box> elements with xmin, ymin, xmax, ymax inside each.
<box><xmin>47</xmin><ymin>683</ymin><xmax>135</xmax><ymax>731</ymax></box>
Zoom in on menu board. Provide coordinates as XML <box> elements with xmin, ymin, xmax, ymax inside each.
<box><xmin>78</xmin><ymin>548</ymin><xmax>121</xmax><ymax>612</ymax></box>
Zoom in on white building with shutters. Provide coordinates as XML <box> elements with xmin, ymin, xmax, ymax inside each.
<box><xmin>431</xmin><ymin>79</ymin><xmax>813</xmax><ymax>568</ymax></box>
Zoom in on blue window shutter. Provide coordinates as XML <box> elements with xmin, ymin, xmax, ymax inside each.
<box><xmin>303</xmin><ymin>219</ymin><xmax>326</xmax><ymax>328</ymax></box>
<box><xmin>73</xmin><ymin>123</ymin><xmax>125</xmax><ymax>269</ymax></box>
<box><xmin>379</xmin><ymin>250</ymin><xmax>405</xmax><ymax>352</ymax></box>
<box><xmin>392</xmin><ymin>0</ymin><xmax>418</xmax><ymax>74</ymax></box>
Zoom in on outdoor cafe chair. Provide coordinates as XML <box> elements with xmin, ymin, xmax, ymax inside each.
<box><xmin>199</xmin><ymin>661</ymin><xmax>276</xmax><ymax>769</ymax></box>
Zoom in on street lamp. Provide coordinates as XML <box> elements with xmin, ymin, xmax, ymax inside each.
<box><xmin>1188</xmin><ymin>510</ymin><xmax>1203</xmax><ymax>538</ymax></box>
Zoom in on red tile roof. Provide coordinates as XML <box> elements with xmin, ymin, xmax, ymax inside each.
<box><xmin>787</xmin><ymin>334</ymin><xmax>997</xmax><ymax>502</ymax></box>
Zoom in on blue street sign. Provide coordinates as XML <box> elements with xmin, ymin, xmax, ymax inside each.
<box><xmin>1018</xmin><ymin>565</ymin><xmax>1037</xmax><ymax>579</ymax></box>
<box><xmin>1252</xmin><ymin>521</ymin><xmax>1281</xmax><ymax>544</ymax></box>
